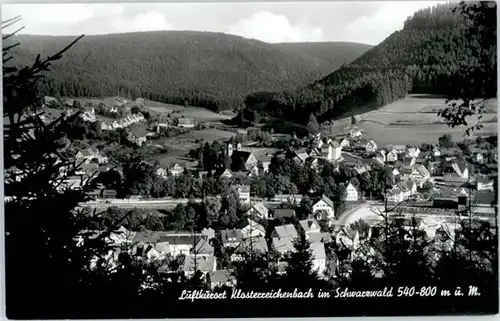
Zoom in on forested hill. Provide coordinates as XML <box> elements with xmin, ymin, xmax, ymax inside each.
<box><xmin>8</xmin><ymin>31</ymin><xmax>371</xmax><ymax>112</ymax></box>
<box><xmin>244</xmin><ymin>2</ymin><xmax>497</xmax><ymax>124</ymax></box>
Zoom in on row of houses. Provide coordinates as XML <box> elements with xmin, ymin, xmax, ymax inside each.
<box><xmin>101</xmin><ymin>112</ymin><xmax>145</xmax><ymax>130</ymax></box>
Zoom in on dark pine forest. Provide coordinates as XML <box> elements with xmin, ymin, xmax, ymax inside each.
<box><xmin>8</xmin><ymin>31</ymin><xmax>371</xmax><ymax>112</ymax></box>
<box><xmin>243</xmin><ymin>2</ymin><xmax>497</xmax><ymax>124</ymax></box>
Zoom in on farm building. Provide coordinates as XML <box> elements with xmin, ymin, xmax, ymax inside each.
<box><xmin>177</xmin><ymin>117</ymin><xmax>195</xmax><ymax>128</ymax></box>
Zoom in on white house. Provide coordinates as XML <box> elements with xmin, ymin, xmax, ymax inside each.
<box><xmin>178</xmin><ymin>117</ymin><xmax>195</xmax><ymax>128</ymax></box>
<box><xmin>340</xmin><ymin>137</ymin><xmax>350</xmax><ymax>148</ymax></box>
<box><xmin>311</xmin><ymin>243</ymin><xmax>327</xmax><ymax>277</ymax></box>
<box><xmin>386</xmin><ymin>181</ymin><xmax>417</xmax><ymax>203</ymax></box>
<box><xmin>272</xmin><ymin>224</ymin><xmax>299</xmax><ymax>240</ymax></box>
<box><xmin>366</xmin><ymin>140</ymin><xmax>378</xmax><ymax>152</ymax></box>
<box><xmin>169</xmin><ymin>164</ymin><xmax>185</xmax><ymax>177</ymax></box>
<box><xmin>294</xmin><ymin>152</ymin><xmax>309</xmax><ymax>164</ymax></box>
<box><xmin>386</xmin><ymin>149</ymin><xmax>398</xmax><ymax>162</ymax></box>
<box><xmin>345</xmin><ymin>182</ymin><xmax>359</xmax><ymax>202</ymax></box>
<box><xmin>433</xmin><ymin>146</ymin><xmax>442</xmax><ymax>157</ymax></box>
<box><xmin>407</xmin><ymin>147</ymin><xmax>421</xmax><ymax>158</ymax></box>
<box><xmin>221</xmin><ymin>229</ymin><xmax>243</xmax><ymax>248</ymax></box>
<box><xmin>409</xmin><ymin>164</ymin><xmax>431</xmax><ymax>181</ymax></box>
<box><xmin>156</xmin><ymin>168</ymin><xmax>168</xmax><ymax>179</ymax></box>
<box><xmin>241</xmin><ymin>219</ymin><xmax>266</xmax><ymax>239</ymax></box>
<box><xmin>476</xmin><ymin>176</ymin><xmax>494</xmax><ymax>191</ymax></box>
<box><xmin>392</xmin><ymin>168</ymin><xmax>401</xmax><ymax>177</ymax></box>
<box><xmin>375</xmin><ymin>150</ymin><xmax>386</xmax><ymax>163</ymax></box>
<box><xmin>312</xmin><ymin>195</ymin><xmax>336</xmax><ymax>222</ymax></box>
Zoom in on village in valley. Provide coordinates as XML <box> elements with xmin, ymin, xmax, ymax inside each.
<box><xmin>24</xmin><ymin>94</ymin><xmax>498</xmax><ymax>290</ymax></box>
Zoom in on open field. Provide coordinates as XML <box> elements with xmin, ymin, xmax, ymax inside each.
<box><xmin>143</xmin><ymin>100</ymin><xmax>232</xmax><ymax>122</ymax></box>
<box><xmin>156</xmin><ymin>128</ymin><xmax>236</xmax><ymax>165</ymax></box>
<box><xmin>58</xmin><ymin>97</ymin><xmax>231</xmax><ymax>123</ymax></box>
<box><xmin>332</xmin><ymin>95</ymin><xmax>497</xmax><ymax>146</ymax></box>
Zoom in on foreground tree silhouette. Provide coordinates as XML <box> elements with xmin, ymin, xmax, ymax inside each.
<box><xmin>438</xmin><ymin>1</ymin><xmax>497</xmax><ymax>134</ymax></box>
<box><xmin>3</xmin><ymin>19</ymin><xmax>159</xmax><ymax>318</ymax></box>
<box><xmin>283</xmin><ymin>232</ymin><xmax>324</xmax><ymax>291</ymax></box>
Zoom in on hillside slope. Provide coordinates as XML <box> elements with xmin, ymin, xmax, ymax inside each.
<box><xmin>8</xmin><ymin>31</ymin><xmax>371</xmax><ymax>112</ymax></box>
<box><xmin>245</xmin><ymin>2</ymin><xmax>496</xmax><ymax>124</ymax></box>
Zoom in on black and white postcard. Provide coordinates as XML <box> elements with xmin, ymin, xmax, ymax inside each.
<box><xmin>2</xmin><ymin>1</ymin><xmax>498</xmax><ymax>319</ymax></box>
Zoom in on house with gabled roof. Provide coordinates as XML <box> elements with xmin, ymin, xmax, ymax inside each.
<box><xmin>272</xmin><ymin>224</ymin><xmax>298</xmax><ymax>239</ymax></box>
<box><xmin>409</xmin><ymin>164</ymin><xmax>431</xmax><ymax>181</ymax></box>
<box><xmin>220</xmin><ymin>229</ymin><xmax>243</xmax><ymax>248</ymax></box>
<box><xmin>345</xmin><ymin>182</ymin><xmax>359</xmax><ymax>202</ymax></box>
<box><xmin>273</xmin><ymin>208</ymin><xmax>296</xmax><ymax>219</ymax></box>
<box><xmin>451</xmin><ymin>161</ymin><xmax>470</xmax><ymax>179</ymax></box>
<box><xmin>156</xmin><ymin>167</ymin><xmax>168</xmax><ymax>179</ymax></box>
<box><xmin>375</xmin><ymin>150</ymin><xmax>386</xmax><ymax>163</ymax></box>
<box><xmin>240</xmin><ymin>218</ymin><xmax>266</xmax><ymax>239</ymax></box>
<box><xmin>272</xmin><ymin>237</ymin><xmax>295</xmax><ymax>255</ymax></box>
<box><xmin>214</xmin><ymin>168</ymin><xmax>233</xmax><ymax>179</ymax></box>
<box><xmin>246</xmin><ymin>201</ymin><xmax>269</xmax><ymax>219</ymax></box>
<box><xmin>177</xmin><ymin>117</ymin><xmax>195</xmax><ymax>128</ymax></box>
<box><xmin>312</xmin><ymin>194</ymin><xmax>335</xmax><ymax>222</ymax></box>
<box><xmin>231</xmin><ymin>150</ymin><xmax>258</xmax><ymax>172</ymax></box>
<box><xmin>293</xmin><ymin>151</ymin><xmax>310</xmax><ymax>164</ymax></box>
<box><xmin>475</xmin><ymin>175</ymin><xmax>495</xmax><ymax>191</ymax></box>
<box><xmin>299</xmin><ymin>219</ymin><xmax>321</xmax><ymax>240</ymax></box>
<box><xmin>155</xmin><ymin>234</ymin><xmax>194</xmax><ymax>256</ymax></box>
<box><xmin>201</xmin><ymin>227</ymin><xmax>215</xmax><ymax>240</ymax></box>
<box><xmin>169</xmin><ymin>163</ymin><xmax>185</xmax><ymax>177</ymax></box>
<box><xmin>365</xmin><ymin>140</ymin><xmax>378</xmax><ymax>152</ymax></box>
<box><xmin>354</xmin><ymin>164</ymin><xmax>370</xmax><ymax>175</ymax></box>
<box><xmin>386</xmin><ymin>149</ymin><xmax>398</xmax><ymax>162</ymax></box>
<box><xmin>192</xmin><ymin>238</ymin><xmax>214</xmax><ymax>256</ymax></box>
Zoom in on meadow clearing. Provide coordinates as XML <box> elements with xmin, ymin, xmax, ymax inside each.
<box><xmin>143</xmin><ymin>100</ymin><xmax>232</xmax><ymax>122</ymax></box>
<box><xmin>332</xmin><ymin>95</ymin><xmax>498</xmax><ymax>146</ymax></box>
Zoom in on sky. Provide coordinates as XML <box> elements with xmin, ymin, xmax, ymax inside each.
<box><xmin>2</xmin><ymin>1</ymin><xmax>446</xmax><ymax>45</ymax></box>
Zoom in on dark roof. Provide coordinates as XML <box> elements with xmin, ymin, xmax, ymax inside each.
<box><xmin>157</xmin><ymin>235</ymin><xmax>194</xmax><ymax>245</ymax></box>
<box><xmin>274</xmin><ymin>208</ymin><xmax>296</xmax><ymax>219</ymax></box>
<box><xmin>102</xmin><ymin>189</ymin><xmax>117</xmax><ymax>196</ymax></box>
<box><xmin>235</xmin><ymin>236</ymin><xmax>268</xmax><ymax>254</ymax></box>
<box><xmin>474</xmin><ymin>191</ymin><xmax>496</xmax><ymax>206</ymax></box>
